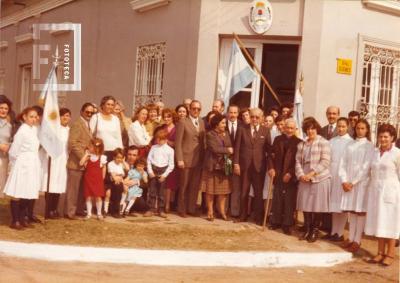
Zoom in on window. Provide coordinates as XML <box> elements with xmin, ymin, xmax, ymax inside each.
<box><xmin>133</xmin><ymin>42</ymin><xmax>166</xmax><ymax>107</ymax></box>
<box><xmin>360</xmin><ymin>43</ymin><xmax>400</xmax><ymax>142</ymax></box>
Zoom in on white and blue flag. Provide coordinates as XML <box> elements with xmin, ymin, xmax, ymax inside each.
<box><xmin>293</xmin><ymin>87</ymin><xmax>304</xmax><ymax>140</ymax></box>
<box><xmin>223</xmin><ymin>39</ymin><xmax>256</xmax><ymax>107</ymax></box>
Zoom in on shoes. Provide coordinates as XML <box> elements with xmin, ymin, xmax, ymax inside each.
<box><xmin>366</xmin><ymin>253</ymin><xmax>385</xmax><ymax>264</ymax></box>
<box><xmin>341</xmin><ymin>240</ymin><xmax>352</xmax><ymax>249</ymax></box>
<box><xmin>299</xmin><ymin>230</ymin><xmax>310</xmax><ymax>241</ymax></box>
<box><xmin>347</xmin><ymin>242</ymin><xmax>361</xmax><ymax>253</ymax></box>
<box><xmin>221</xmin><ymin>214</ymin><xmax>229</xmax><ymax>221</ymax></box>
<box><xmin>282</xmin><ymin>226</ymin><xmax>291</xmax><ymax>235</ymax></box>
<box><xmin>97</xmin><ymin>215</ymin><xmax>104</xmax><ymax>221</ymax></box>
<box><xmin>84</xmin><ymin>214</ymin><xmax>92</xmax><ymax>220</ymax></box>
<box><xmin>20</xmin><ymin>220</ymin><xmax>34</xmax><ymax>228</ymax></box>
<box><xmin>159</xmin><ymin>212</ymin><xmax>168</xmax><ymax>218</ymax></box>
<box><xmin>178</xmin><ymin>212</ymin><xmax>187</xmax><ymax>218</ymax></box>
<box><xmin>9</xmin><ymin>222</ymin><xmax>24</xmax><ymax>230</ymax></box>
<box><xmin>321</xmin><ymin>233</ymin><xmax>332</xmax><ymax>240</ymax></box>
<box><xmin>112</xmin><ymin>214</ymin><xmax>123</xmax><ymax>219</ymax></box>
<box><xmin>29</xmin><ymin>216</ymin><xmax>42</xmax><ymax>224</ymax></box>
<box><xmin>382</xmin><ymin>255</ymin><xmax>394</xmax><ymax>266</ymax></box>
<box><xmin>65</xmin><ymin>215</ymin><xmax>78</xmax><ymax>220</ymax></box>
<box><xmin>307</xmin><ymin>228</ymin><xmax>319</xmax><ymax>243</ymax></box>
<box><xmin>143</xmin><ymin>211</ymin><xmax>154</xmax><ymax>217</ymax></box>
<box><xmin>268</xmin><ymin>224</ymin><xmax>281</xmax><ymax>230</ymax></box>
<box><xmin>206</xmin><ymin>215</ymin><xmax>214</xmax><ymax>222</ymax></box>
<box><xmin>330</xmin><ymin>234</ymin><xmax>344</xmax><ymax>242</ymax></box>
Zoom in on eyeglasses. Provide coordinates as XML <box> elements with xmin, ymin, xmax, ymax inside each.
<box><xmin>85</xmin><ymin>111</ymin><xmax>94</xmax><ymax>115</ymax></box>
<box><xmin>250</xmin><ymin>115</ymin><xmax>260</xmax><ymax>119</ymax></box>
<box><xmin>191</xmin><ymin>107</ymin><xmax>201</xmax><ymax>111</ymax></box>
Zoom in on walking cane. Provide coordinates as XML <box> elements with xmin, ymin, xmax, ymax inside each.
<box><xmin>262</xmin><ymin>176</ymin><xmax>274</xmax><ymax>231</ymax></box>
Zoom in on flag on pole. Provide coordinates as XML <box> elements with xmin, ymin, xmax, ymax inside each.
<box><xmin>293</xmin><ymin>86</ymin><xmax>304</xmax><ymax>140</ymax></box>
<box><xmin>223</xmin><ymin>39</ymin><xmax>257</xmax><ymax>107</ymax></box>
<box><xmin>39</xmin><ymin>65</ymin><xmax>64</xmax><ymax>158</ymax></box>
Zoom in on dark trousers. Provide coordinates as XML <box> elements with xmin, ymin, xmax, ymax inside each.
<box><xmin>240</xmin><ymin>164</ymin><xmax>265</xmax><ymax>222</ymax></box>
<box><xmin>148</xmin><ymin>165</ymin><xmax>168</xmax><ymax>211</ymax></box>
<box><xmin>110</xmin><ymin>182</ymin><xmax>123</xmax><ymax>215</ymax></box>
<box><xmin>303</xmin><ymin>212</ymin><xmax>322</xmax><ymax>231</ymax></box>
<box><xmin>270</xmin><ymin>182</ymin><xmax>297</xmax><ymax>227</ymax></box>
<box><xmin>64</xmin><ymin>169</ymin><xmax>84</xmax><ymax>217</ymax></box>
<box><xmin>229</xmin><ymin>174</ymin><xmax>241</xmax><ymax>217</ymax></box>
<box><xmin>45</xmin><ymin>193</ymin><xmax>60</xmax><ymax>218</ymax></box>
<box><xmin>178</xmin><ymin>166</ymin><xmax>201</xmax><ymax>214</ymax></box>
<box><xmin>320</xmin><ymin>213</ymin><xmax>332</xmax><ymax>233</ymax></box>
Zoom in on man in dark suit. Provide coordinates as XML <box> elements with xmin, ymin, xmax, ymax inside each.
<box><xmin>267</xmin><ymin>118</ymin><xmax>302</xmax><ymax>235</ymax></box>
<box><xmin>233</xmin><ymin>108</ymin><xmax>271</xmax><ymax>225</ymax></box>
<box><xmin>175</xmin><ymin>100</ymin><xmax>205</xmax><ymax>217</ymax></box>
<box><xmin>226</xmin><ymin>104</ymin><xmax>243</xmax><ymax>218</ymax></box>
<box><xmin>320</xmin><ymin>106</ymin><xmax>340</xmax><ymax>140</ymax></box>
<box><xmin>320</xmin><ymin>105</ymin><xmax>340</xmax><ymax>234</ymax></box>
<box><xmin>396</xmin><ymin>139</ymin><xmax>400</xmax><ymax>149</ymax></box>
<box><xmin>347</xmin><ymin>110</ymin><xmax>360</xmax><ymax>137</ymax></box>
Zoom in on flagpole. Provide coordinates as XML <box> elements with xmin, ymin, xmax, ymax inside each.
<box><xmin>44</xmin><ymin>46</ymin><xmax>60</xmax><ymax>222</ymax></box>
<box><xmin>233</xmin><ymin>33</ymin><xmax>282</xmax><ymax>106</ymax></box>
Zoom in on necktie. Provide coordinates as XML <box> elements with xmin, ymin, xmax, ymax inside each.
<box><xmin>328</xmin><ymin>125</ymin><xmax>333</xmax><ymax>139</ymax></box>
<box><xmin>230</xmin><ymin>122</ymin><xmax>235</xmax><ymax>141</ymax></box>
<box><xmin>253</xmin><ymin>125</ymin><xmax>258</xmax><ymax>138</ymax></box>
<box><xmin>194</xmin><ymin>119</ymin><xmax>199</xmax><ymax>131</ymax></box>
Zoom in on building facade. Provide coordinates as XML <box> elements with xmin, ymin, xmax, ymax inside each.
<box><xmin>0</xmin><ymin>0</ymin><xmax>399</xmax><ymax>138</ymax></box>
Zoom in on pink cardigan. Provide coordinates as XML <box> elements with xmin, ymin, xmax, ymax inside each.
<box><xmin>295</xmin><ymin>135</ymin><xmax>331</xmax><ymax>183</ymax></box>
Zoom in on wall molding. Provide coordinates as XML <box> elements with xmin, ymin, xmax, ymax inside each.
<box><xmin>362</xmin><ymin>0</ymin><xmax>400</xmax><ymax>16</ymax></box>
<box><xmin>15</xmin><ymin>33</ymin><xmax>33</xmax><ymax>44</ymax></box>
<box><xmin>0</xmin><ymin>0</ymin><xmax>76</xmax><ymax>29</ymax></box>
<box><xmin>130</xmin><ymin>0</ymin><xmax>171</xmax><ymax>12</ymax></box>
<box><xmin>0</xmin><ymin>41</ymin><xmax>8</xmax><ymax>50</ymax></box>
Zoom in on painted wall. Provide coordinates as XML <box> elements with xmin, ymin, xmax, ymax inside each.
<box><xmin>301</xmin><ymin>0</ymin><xmax>400</xmax><ymax>124</ymax></box>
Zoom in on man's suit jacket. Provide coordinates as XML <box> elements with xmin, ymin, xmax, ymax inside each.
<box><xmin>227</xmin><ymin>119</ymin><xmax>243</xmax><ymax>146</ymax></box>
<box><xmin>233</xmin><ymin>124</ymin><xmax>272</xmax><ymax>172</ymax></box>
<box><xmin>321</xmin><ymin>124</ymin><xmax>338</xmax><ymax>140</ymax></box>
<box><xmin>396</xmin><ymin>139</ymin><xmax>400</xmax><ymax>149</ymax></box>
<box><xmin>267</xmin><ymin>134</ymin><xmax>302</xmax><ymax>185</ymax></box>
<box><xmin>67</xmin><ymin>117</ymin><xmax>92</xmax><ymax>171</ymax></box>
<box><xmin>175</xmin><ymin>117</ymin><xmax>205</xmax><ymax>168</ymax></box>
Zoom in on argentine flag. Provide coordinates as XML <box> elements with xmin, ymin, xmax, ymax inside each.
<box><xmin>223</xmin><ymin>40</ymin><xmax>257</xmax><ymax>107</ymax></box>
<box><xmin>39</xmin><ymin>65</ymin><xmax>64</xmax><ymax>158</ymax></box>
<box><xmin>293</xmin><ymin>87</ymin><xmax>304</xmax><ymax>140</ymax></box>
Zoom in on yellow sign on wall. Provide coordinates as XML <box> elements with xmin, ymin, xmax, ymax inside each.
<box><xmin>337</xmin><ymin>58</ymin><xmax>352</xmax><ymax>75</ymax></box>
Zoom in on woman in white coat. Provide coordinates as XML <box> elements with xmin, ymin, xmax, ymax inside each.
<box><xmin>338</xmin><ymin>119</ymin><xmax>374</xmax><ymax>253</ymax></box>
<box><xmin>4</xmin><ymin>107</ymin><xmax>41</xmax><ymax>230</ymax></box>
<box><xmin>365</xmin><ymin>124</ymin><xmax>400</xmax><ymax>266</ymax></box>
<box><xmin>327</xmin><ymin>117</ymin><xmax>353</xmax><ymax>241</ymax></box>
<box><xmin>44</xmin><ymin>108</ymin><xmax>71</xmax><ymax>218</ymax></box>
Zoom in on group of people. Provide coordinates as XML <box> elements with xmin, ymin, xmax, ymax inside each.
<box><xmin>0</xmin><ymin>94</ymin><xmax>399</xmax><ymax>267</ymax></box>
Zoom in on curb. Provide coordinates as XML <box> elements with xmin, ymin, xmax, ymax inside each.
<box><xmin>0</xmin><ymin>240</ymin><xmax>353</xmax><ymax>268</ymax></box>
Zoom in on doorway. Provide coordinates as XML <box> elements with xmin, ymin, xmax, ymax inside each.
<box><xmin>218</xmin><ymin>38</ymin><xmax>300</xmax><ymax>112</ymax></box>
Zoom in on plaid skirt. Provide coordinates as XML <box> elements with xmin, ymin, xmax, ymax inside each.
<box><xmin>200</xmin><ymin>170</ymin><xmax>231</xmax><ymax>195</ymax></box>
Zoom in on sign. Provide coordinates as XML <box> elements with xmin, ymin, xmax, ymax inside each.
<box><xmin>337</xmin><ymin>58</ymin><xmax>352</xmax><ymax>75</ymax></box>
<box><xmin>249</xmin><ymin>1</ymin><xmax>273</xmax><ymax>34</ymax></box>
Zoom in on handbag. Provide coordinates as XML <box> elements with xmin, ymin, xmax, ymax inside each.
<box><xmin>224</xmin><ymin>154</ymin><xmax>233</xmax><ymax>176</ymax></box>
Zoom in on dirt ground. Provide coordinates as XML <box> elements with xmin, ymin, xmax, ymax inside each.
<box><xmin>0</xmin><ymin>255</ymin><xmax>398</xmax><ymax>283</ymax></box>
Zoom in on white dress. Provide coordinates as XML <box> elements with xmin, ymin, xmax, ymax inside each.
<box><xmin>4</xmin><ymin>124</ymin><xmax>41</xmax><ymax>199</ymax></box>
<box><xmin>329</xmin><ymin>134</ymin><xmax>353</xmax><ymax>212</ymax></box>
<box><xmin>89</xmin><ymin>113</ymin><xmax>123</xmax><ymax>151</ymax></box>
<box><xmin>41</xmin><ymin>126</ymin><xmax>69</xmax><ymax>193</ymax></box>
<box><xmin>339</xmin><ymin>137</ymin><xmax>374</xmax><ymax>212</ymax></box>
<box><xmin>364</xmin><ymin>146</ymin><xmax>400</xmax><ymax>239</ymax></box>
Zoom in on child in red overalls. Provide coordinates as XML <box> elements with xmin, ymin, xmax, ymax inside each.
<box><xmin>80</xmin><ymin>138</ymin><xmax>107</xmax><ymax>220</ymax></box>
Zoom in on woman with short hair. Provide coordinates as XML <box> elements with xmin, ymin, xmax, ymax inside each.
<box><xmin>128</xmin><ymin>106</ymin><xmax>151</xmax><ymax>158</ymax></box>
<box><xmin>295</xmin><ymin>118</ymin><xmax>331</xmax><ymax>243</ymax></box>
<box><xmin>365</xmin><ymin>124</ymin><xmax>400</xmax><ymax>266</ymax></box>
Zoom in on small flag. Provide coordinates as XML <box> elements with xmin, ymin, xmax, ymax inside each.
<box><xmin>39</xmin><ymin>65</ymin><xmax>64</xmax><ymax>158</ymax></box>
<box><xmin>293</xmin><ymin>87</ymin><xmax>304</xmax><ymax>140</ymax></box>
<box><xmin>223</xmin><ymin>39</ymin><xmax>257</xmax><ymax>107</ymax></box>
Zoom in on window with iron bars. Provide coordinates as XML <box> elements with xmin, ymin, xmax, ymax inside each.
<box><xmin>360</xmin><ymin>44</ymin><xmax>400</xmax><ymax>142</ymax></box>
<box><xmin>133</xmin><ymin>42</ymin><xmax>166</xmax><ymax>108</ymax></box>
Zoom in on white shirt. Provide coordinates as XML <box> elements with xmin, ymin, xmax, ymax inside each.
<box><xmin>147</xmin><ymin>143</ymin><xmax>175</xmax><ymax>178</ymax></box>
<box><xmin>128</xmin><ymin>120</ymin><xmax>151</xmax><ymax>147</ymax></box>
<box><xmin>89</xmin><ymin>113</ymin><xmax>123</xmax><ymax>151</ymax></box>
<box><xmin>189</xmin><ymin>115</ymin><xmax>199</xmax><ymax>129</ymax></box>
<box><xmin>107</xmin><ymin>160</ymin><xmax>125</xmax><ymax>175</ymax></box>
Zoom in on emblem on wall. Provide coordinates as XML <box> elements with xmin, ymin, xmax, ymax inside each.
<box><xmin>249</xmin><ymin>0</ymin><xmax>273</xmax><ymax>34</ymax></box>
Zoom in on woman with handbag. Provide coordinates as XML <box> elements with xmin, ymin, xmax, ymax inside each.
<box><xmin>202</xmin><ymin>113</ymin><xmax>233</xmax><ymax>221</ymax></box>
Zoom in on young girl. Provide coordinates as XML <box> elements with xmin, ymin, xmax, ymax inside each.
<box><xmin>80</xmin><ymin>138</ymin><xmax>107</xmax><ymax>220</ymax></box>
<box><xmin>4</xmin><ymin>107</ymin><xmax>40</xmax><ymax>229</ymax></box>
<box><xmin>107</xmin><ymin>148</ymin><xmax>129</xmax><ymax>218</ymax></box>
<box><xmin>122</xmin><ymin>158</ymin><xmax>148</xmax><ymax>216</ymax></box>
<box><xmin>328</xmin><ymin>117</ymin><xmax>353</xmax><ymax>241</ymax></box>
<box><xmin>338</xmin><ymin>119</ymin><xmax>374</xmax><ymax>253</ymax></box>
